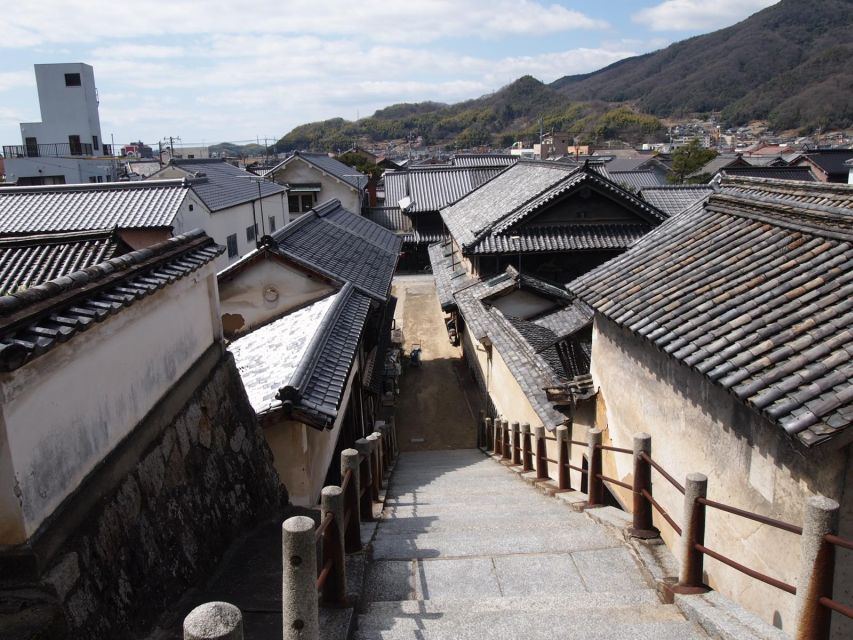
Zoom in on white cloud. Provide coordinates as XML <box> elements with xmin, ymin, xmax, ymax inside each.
<box><xmin>633</xmin><ymin>0</ymin><xmax>778</xmax><ymax>32</ymax></box>
<box><xmin>1</xmin><ymin>1</ymin><xmax>606</xmax><ymax>49</ymax></box>
<box><xmin>0</xmin><ymin>70</ymin><xmax>33</xmax><ymax>92</ymax></box>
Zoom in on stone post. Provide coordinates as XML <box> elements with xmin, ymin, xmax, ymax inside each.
<box><xmin>340</xmin><ymin>448</ymin><xmax>362</xmax><ymax>553</ymax></box>
<box><xmin>494</xmin><ymin>419</ymin><xmax>503</xmax><ymax>457</ymax></box>
<box><xmin>367</xmin><ymin>433</ymin><xmax>383</xmax><ymax>492</ymax></box>
<box><xmin>282</xmin><ymin>516</ymin><xmax>319</xmax><ymax>640</ymax></box>
<box><xmin>534</xmin><ymin>426</ymin><xmax>548</xmax><ymax>480</ymax></box>
<box><xmin>485</xmin><ymin>417</ymin><xmax>493</xmax><ymax>453</ymax></box>
<box><xmin>674</xmin><ymin>473</ymin><xmax>709</xmax><ymax>594</ymax></box>
<box><xmin>183</xmin><ymin>602</ymin><xmax>243</xmax><ymax>640</ymax></box>
<box><xmin>511</xmin><ymin>422</ymin><xmax>521</xmax><ymax>465</ymax></box>
<box><xmin>354</xmin><ymin>438</ymin><xmax>375</xmax><ymax>520</ymax></box>
<box><xmin>521</xmin><ymin>423</ymin><xmax>533</xmax><ymax>472</ymax></box>
<box><xmin>630</xmin><ymin>433</ymin><xmax>657</xmax><ymax>539</ymax></box>
<box><xmin>372</xmin><ymin>429</ymin><xmax>387</xmax><ymax>476</ymax></box>
<box><xmin>320</xmin><ymin>486</ymin><xmax>347</xmax><ymax>605</ymax></box>
<box><xmin>586</xmin><ymin>429</ymin><xmax>603</xmax><ymax>506</ymax></box>
<box><xmin>556</xmin><ymin>425</ymin><xmax>569</xmax><ymax>490</ymax></box>
<box><xmin>794</xmin><ymin>495</ymin><xmax>840</xmax><ymax>640</ymax></box>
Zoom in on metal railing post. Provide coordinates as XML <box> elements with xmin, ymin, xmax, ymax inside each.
<box><xmin>630</xmin><ymin>433</ymin><xmax>657</xmax><ymax>539</ymax></box>
<box><xmin>320</xmin><ymin>486</ymin><xmax>347</xmax><ymax>605</ymax></box>
<box><xmin>282</xmin><ymin>516</ymin><xmax>319</xmax><ymax>640</ymax></box>
<box><xmin>673</xmin><ymin>473</ymin><xmax>709</xmax><ymax>594</ymax></box>
<box><xmin>794</xmin><ymin>495</ymin><xmax>840</xmax><ymax>640</ymax></box>
<box><xmin>184</xmin><ymin>602</ymin><xmax>244</xmax><ymax>640</ymax></box>
<box><xmin>587</xmin><ymin>429</ymin><xmax>603</xmax><ymax>506</ymax></box>
<box><xmin>340</xmin><ymin>449</ymin><xmax>362</xmax><ymax>553</ymax></box>
<box><xmin>502</xmin><ymin>420</ymin><xmax>511</xmax><ymax>461</ymax></box>
<box><xmin>511</xmin><ymin>422</ymin><xmax>521</xmax><ymax>465</ymax></box>
<box><xmin>521</xmin><ymin>423</ymin><xmax>533</xmax><ymax>472</ymax></box>
<box><xmin>556</xmin><ymin>425</ymin><xmax>570</xmax><ymax>490</ymax></box>
<box><xmin>534</xmin><ymin>426</ymin><xmax>548</xmax><ymax>480</ymax></box>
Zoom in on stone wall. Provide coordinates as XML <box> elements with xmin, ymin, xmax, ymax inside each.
<box><xmin>40</xmin><ymin>352</ymin><xmax>285</xmax><ymax>638</ymax></box>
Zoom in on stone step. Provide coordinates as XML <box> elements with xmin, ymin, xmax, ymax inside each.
<box><xmin>361</xmin><ymin>589</ymin><xmax>663</xmax><ymax>617</ymax></box>
<box><xmin>370</xmin><ymin>527</ymin><xmax>621</xmax><ymax>560</ymax></box>
<box><xmin>354</xmin><ymin>617</ymin><xmax>704</xmax><ymax>640</ymax></box>
<box><xmin>358</xmin><ymin>601</ymin><xmax>685</xmax><ymax>634</ymax></box>
<box><xmin>374</xmin><ymin>511</ymin><xmax>590</xmax><ymax>535</ymax></box>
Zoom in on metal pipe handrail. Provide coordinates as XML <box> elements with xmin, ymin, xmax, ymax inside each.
<box><xmin>639</xmin><ymin>451</ymin><xmax>685</xmax><ymax>494</ymax></box>
<box><xmin>825</xmin><ymin>533</ymin><xmax>853</xmax><ymax>552</ymax></box>
<box><xmin>818</xmin><ymin>596</ymin><xmax>853</xmax><ymax>620</ymax></box>
<box><xmin>597</xmin><ymin>473</ymin><xmax>632</xmax><ymax>491</ymax></box>
<box><xmin>595</xmin><ymin>444</ymin><xmax>633</xmax><ymax>454</ymax></box>
<box><xmin>695</xmin><ymin>543</ymin><xmax>796</xmax><ymax>595</ymax></box>
<box><xmin>641</xmin><ymin>489</ymin><xmax>681</xmax><ymax>535</ymax></box>
<box><xmin>314</xmin><ymin>511</ymin><xmax>333</xmax><ymax>542</ymax></box>
<box><xmin>697</xmin><ymin>497</ymin><xmax>802</xmax><ymax>535</ymax></box>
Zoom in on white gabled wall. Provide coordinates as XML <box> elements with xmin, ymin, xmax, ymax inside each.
<box><xmin>271</xmin><ymin>157</ymin><xmax>362</xmax><ymax>214</ymax></box>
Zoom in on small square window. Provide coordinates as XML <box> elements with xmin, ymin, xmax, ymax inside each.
<box><xmin>269</xmin><ymin>216</ymin><xmax>276</xmax><ymax>233</ymax></box>
<box><xmin>246</xmin><ymin>224</ymin><xmax>256</xmax><ymax>243</ymax></box>
<box><xmin>65</xmin><ymin>73</ymin><xmax>81</xmax><ymax>87</ymax></box>
<box><xmin>92</xmin><ymin>135</ymin><xmax>99</xmax><ymax>151</ymax></box>
<box><xmin>226</xmin><ymin>234</ymin><xmax>238</xmax><ymax>258</ymax></box>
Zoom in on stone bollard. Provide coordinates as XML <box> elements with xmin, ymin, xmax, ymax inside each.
<box><xmin>630</xmin><ymin>433</ymin><xmax>657</xmax><ymax>539</ymax></box>
<box><xmin>183</xmin><ymin>601</ymin><xmax>243</xmax><ymax>640</ymax></box>
<box><xmin>340</xmin><ymin>448</ymin><xmax>362</xmax><ymax>553</ymax></box>
<box><xmin>556</xmin><ymin>425</ymin><xmax>569</xmax><ymax>490</ymax></box>
<box><xmin>534</xmin><ymin>425</ymin><xmax>548</xmax><ymax>480</ymax></box>
<box><xmin>511</xmin><ymin>422</ymin><xmax>521</xmax><ymax>465</ymax></box>
<box><xmin>320</xmin><ymin>486</ymin><xmax>347</xmax><ymax>604</ymax></box>
<box><xmin>377</xmin><ymin>424</ymin><xmax>391</xmax><ymax>469</ymax></box>
<box><xmin>485</xmin><ymin>417</ymin><xmax>493</xmax><ymax>453</ymax></box>
<box><xmin>371</xmin><ymin>431</ymin><xmax>386</xmax><ymax>480</ymax></box>
<box><xmin>794</xmin><ymin>495</ymin><xmax>840</xmax><ymax>640</ymax></box>
<box><xmin>282</xmin><ymin>516</ymin><xmax>319</xmax><ymax>640</ymax></box>
<box><xmin>674</xmin><ymin>473</ymin><xmax>709</xmax><ymax>594</ymax></box>
<box><xmin>494</xmin><ymin>419</ymin><xmax>502</xmax><ymax>457</ymax></box>
<box><xmin>367</xmin><ymin>434</ymin><xmax>383</xmax><ymax>491</ymax></box>
<box><xmin>586</xmin><ymin>429</ymin><xmax>603</xmax><ymax>506</ymax></box>
<box><xmin>354</xmin><ymin>438</ymin><xmax>375</xmax><ymax>520</ymax></box>
<box><xmin>521</xmin><ymin>423</ymin><xmax>533</xmax><ymax>472</ymax></box>
<box><xmin>390</xmin><ymin>418</ymin><xmax>399</xmax><ymax>457</ymax></box>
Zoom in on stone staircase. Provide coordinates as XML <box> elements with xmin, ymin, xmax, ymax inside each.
<box><xmin>356</xmin><ymin>449</ymin><xmax>707</xmax><ymax>639</ymax></box>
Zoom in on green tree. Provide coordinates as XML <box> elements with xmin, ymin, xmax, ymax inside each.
<box><xmin>668</xmin><ymin>139</ymin><xmax>718</xmax><ymax>184</ymax></box>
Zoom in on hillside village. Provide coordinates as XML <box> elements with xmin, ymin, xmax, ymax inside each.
<box><xmin>1</xmin><ymin>2</ymin><xmax>853</xmax><ymax>640</ymax></box>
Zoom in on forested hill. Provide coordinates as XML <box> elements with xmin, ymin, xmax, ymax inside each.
<box><xmin>274</xmin><ymin>0</ymin><xmax>852</xmax><ymax>152</ymax></box>
<box><xmin>551</xmin><ymin>0</ymin><xmax>853</xmax><ymax>130</ymax></box>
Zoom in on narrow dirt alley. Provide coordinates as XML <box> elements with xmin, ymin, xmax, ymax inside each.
<box><xmin>390</xmin><ymin>275</ymin><xmax>480</xmax><ymax>451</ymax></box>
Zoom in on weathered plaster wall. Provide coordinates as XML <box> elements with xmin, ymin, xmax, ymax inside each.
<box><xmin>263</xmin><ymin>362</ymin><xmax>358</xmax><ymax>506</ymax></box>
<box><xmin>590</xmin><ymin>315</ymin><xmax>850</xmax><ymax>635</ymax></box>
<box><xmin>271</xmin><ymin>159</ymin><xmax>361</xmax><ymax>214</ymax></box>
<box><xmin>218</xmin><ymin>258</ymin><xmax>336</xmax><ymax>337</ymax></box>
<box><xmin>40</xmin><ymin>352</ymin><xmax>284</xmax><ymax>638</ymax></box>
<box><xmin>0</xmin><ymin>266</ymin><xmax>219</xmax><ymax>542</ymax></box>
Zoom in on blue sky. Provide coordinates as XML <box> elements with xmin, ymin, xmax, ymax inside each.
<box><xmin>0</xmin><ymin>0</ymin><xmax>778</xmax><ymax>148</ymax></box>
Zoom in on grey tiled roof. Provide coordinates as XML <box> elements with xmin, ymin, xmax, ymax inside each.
<box><xmin>0</xmin><ymin>180</ymin><xmax>191</xmax><ymax>234</ymax></box>
<box><xmin>639</xmin><ymin>186</ymin><xmax>714</xmax><ymax>217</ymax></box>
<box><xmin>273</xmin><ymin>200</ymin><xmax>402</xmax><ymax>302</ymax></box>
<box><xmin>427</xmin><ymin>241</ymin><xmax>474</xmax><ymax>310</ymax></box>
<box><xmin>471</xmin><ymin>224</ymin><xmax>650</xmax><ymax>254</ymax></box>
<box><xmin>568</xmin><ymin>178</ymin><xmax>853</xmax><ymax>448</ymax></box>
<box><xmin>270</xmin><ymin>152</ymin><xmax>366</xmax><ymax>189</ymax></box>
<box><xmin>720</xmin><ymin>166</ymin><xmax>816</xmax><ymax>181</ymax></box>
<box><xmin>608</xmin><ymin>170</ymin><xmax>667</xmax><ymax>190</ymax></box>
<box><xmin>0</xmin><ymin>229</ymin><xmax>223</xmax><ymax>372</ymax></box>
<box><xmin>383</xmin><ymin>166</ymin><xmax>506</xmax><ymax>213</ymax></box>
<box><xmin>168</xmin><ymin>158</ymin><xmax>286</xmax><ymax>211</ymax></box>
<box><xmin>365</xmin><ymin>296</ymin><xmax>397</xmax><ymax>394</ymax></box>
<box><xmin>451</xmin><ymin>154</ymin><xmax>518</xmax><ymax>168</ymax></box>
<box><xmin>441</xmin><ymin>161</ymin><xmax>665</xmax><ymax>253</ymax></box>
<box><xmin>800</xmin><ymin>149</ymin><xmax>853</xmax><ymax>179</ymax></box>
<box><xmin>366</xmin><ymin>207</ymin><xmax>413</xmax><ymax>233</ymax></box>
<box><xmin>0</xmin><ymin>229</ymin><xmax>130</xmax><ymax>296</ymax></box>
<box><xmin>533</xmin><ymin>299</ymin><xmax>593</xmax><ymax>338</ymax></box>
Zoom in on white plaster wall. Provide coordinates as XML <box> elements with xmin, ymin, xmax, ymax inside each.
<box><xmin>218</xmin><ymin>258</ymin><xmax>336</xmax><ymax>336</ymax></box>
<box><xmin>4</xmin><ymin>156</ymin><xmax>116</xmax><ymax>184</ymax></box>
<box><xmin>0</xmin><ymin>264</ymin><xmax>219</xmax><ymax>541</ymax></box>
<box><xmin>271</xmin><ymin>158</ymin><xmax>361</xmax><ymax>213</ymax></box>
<box><xmin>590</xmin><ymin>315</ymin><xmax>850</xmax><ymax>634</ymax></box>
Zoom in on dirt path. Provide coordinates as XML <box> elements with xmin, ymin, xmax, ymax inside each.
<box><xmin>390</xmin><ymin>275</ymin><xmax>480</xmax><ymax>451</ymax></box>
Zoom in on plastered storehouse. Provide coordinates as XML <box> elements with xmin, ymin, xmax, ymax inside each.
<box><xmin>568</xmin><ymin>176</ymin><xmax>853</xmax><ymax>637</ymax></box>
<box><xmin>219</xmin><ymin>199</ymin><xmax>401</xmax><ymax>506</ymax></box>
<box><xmin>267</xmin><ymin>151</ymin><xmax>366</xmax><ymax>215</ymax></box>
